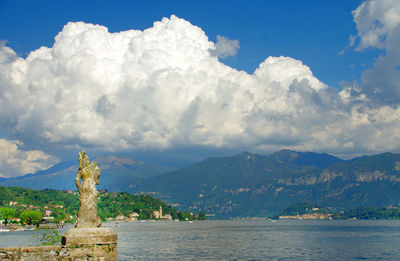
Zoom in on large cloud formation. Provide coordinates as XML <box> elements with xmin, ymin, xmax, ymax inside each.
<box><xmin>0</xmin><ymin>10</ymin><xmax>400</xmax><ymax>177</ymax></box>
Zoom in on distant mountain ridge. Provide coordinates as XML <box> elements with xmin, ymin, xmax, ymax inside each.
<box><xmin>0</xmin><ymin>155</ymin><xmax>175</xmax><ymax>191</ymax></box>
<box><xmin>270</xmin><ymin>149</ymin><xmax>344</xmax><ymax>168</ymax></box>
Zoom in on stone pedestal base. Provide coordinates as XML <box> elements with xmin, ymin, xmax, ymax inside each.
<box><xmin>62</xmin><ymin>227</ymin><xmax>117</xmax><ymax>261</ymax></box>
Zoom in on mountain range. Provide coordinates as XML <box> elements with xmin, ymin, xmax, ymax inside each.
<box><xmin>2</xmin><ymin>150</ymin><xmax>400</xmax><ymax>218</ymax></box>
<box><xmin>129</xmin><ymin>150</ymin><xmax>400</xmax><ymax>217</ymax></box>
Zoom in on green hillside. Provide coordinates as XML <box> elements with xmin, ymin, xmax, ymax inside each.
<box><xmin>0</xmin><ymin>186</ymin><xmax>202</xmax><ymax>223</ymax></box>
<box><xmin>130</xmin><ymin>151</ymin><xmax>316</xmax><ymax>217</ymax></box>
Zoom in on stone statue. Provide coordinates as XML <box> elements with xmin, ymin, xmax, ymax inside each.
<box><xmin>75</xmin><ymin>150</ymin><xmax>102</xmax><ymax>228</ymax></box>
<box><xmin>62</xmin><ymin>150</ymin><xmax>117</xmax><ymax>260</ymax></box>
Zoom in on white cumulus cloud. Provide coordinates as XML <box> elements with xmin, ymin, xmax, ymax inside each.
<box><xmin>0</xmin><ymin>14</ymin><xmax>400</xmax><ymax>167</ymax></box>
<box><xmin>0</xmin><ymin>139</ymin><xmax>59</xmax><ymax>178</ymax></box>
<box><xmin>353</xmin><ymin>0</ymin><xmax>400</xmax><ymax>50</ymax></box>
<box><xmin>347</xmin><ymin>0</ymin><xmax>400</xmax><ymax>105</ymax></box>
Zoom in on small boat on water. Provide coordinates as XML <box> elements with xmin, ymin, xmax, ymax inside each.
<box><xmin>0</xmin><ymin>228</ymin><xmax>9</xmax><ymax>233</ymax></box>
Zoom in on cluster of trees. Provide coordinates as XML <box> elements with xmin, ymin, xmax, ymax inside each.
<box><xmin>0</xmin><ymin>207</ymin><xmax>42</xmax><ymax>225</ymax></box>
<box><xmin>20</xmin><ymin>210</ymin><xmax>43</xmax><ymax>225</ymax></box>
<box><xmin>0</xmin><ymin>207</ymin><xmax>16</xmax><ymax>225</ymax></box>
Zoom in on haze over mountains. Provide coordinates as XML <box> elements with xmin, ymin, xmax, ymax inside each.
<box><xmin>0</xmin><ymin>156</ymin><xmax>174</xmax><ymax>191</ymax></box>
<box><xmin>2</xmin><ymin>150</ymin><xmax>400</xmax><ymax>218</ymax></box>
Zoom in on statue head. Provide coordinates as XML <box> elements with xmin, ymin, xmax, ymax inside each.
<box><xmin>79</xmin><ymin>150</ymin><xmax>90</xmax><ymax>170</ymax></box>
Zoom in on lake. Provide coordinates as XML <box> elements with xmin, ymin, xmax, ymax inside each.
<box><xmin>2</xmin><ymin>219</ymin><xmax>400</xmax><ymax>260</ymax></box>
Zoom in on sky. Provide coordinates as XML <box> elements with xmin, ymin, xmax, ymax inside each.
<box><xmin>0</xmin><ymin>0</ymin><xmax>400</xmax><ymax>178</ymax></box>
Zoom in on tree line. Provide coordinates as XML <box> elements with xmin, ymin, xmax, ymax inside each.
<box><xmin>0</xmin><ymin>186</ymin><xmax>206</xmax><ymax>226</ymax></box>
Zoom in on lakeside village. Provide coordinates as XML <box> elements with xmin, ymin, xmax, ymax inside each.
<box><xmin>0</xmin><ymin>187</ymin><xmax>206</xmax><ymax>232</ymax></box>
<box><xmin>1</xmin><ymin>200</ymin><xmax>175</xmax><ymax>232</ymax></box>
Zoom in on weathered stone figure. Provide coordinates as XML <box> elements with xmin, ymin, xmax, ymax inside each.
<box><xmin>75</xmin><ymin>150</ymin><xmax>102</xmax><ymax>228</ymax></box>
<box><xmin>61</xmin><ymin>151</ymin><xmax>117</xmax><ymax>260</ymax></box>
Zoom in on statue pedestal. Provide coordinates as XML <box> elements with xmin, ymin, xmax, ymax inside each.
<box><xmin>62</xmin><ymin>227</ymin><xmax>117</xmax><ymax>260</ymax></box>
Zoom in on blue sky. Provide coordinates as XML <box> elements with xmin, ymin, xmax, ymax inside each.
<box><xmin>0</xmin><ymin>0</ymin><xmax>400</xmax><ymax>177</ymax></box>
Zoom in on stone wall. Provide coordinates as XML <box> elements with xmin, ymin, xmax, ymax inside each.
<box><xmin>0</xmin><ymin>245</ymin><xmax>62</xmax><ymax>260</ymax></box>
<box><xmin>0</xmin><ymin>243</ymin><xmax>117</xmax><ymax>260</ymax></box>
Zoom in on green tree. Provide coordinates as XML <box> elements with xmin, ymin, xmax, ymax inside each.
<box><xmin>0</xmin><ymin>207</ymin><xmax>16</xmax><ymax>225</ymax></box>
<box><xmin>34</xmin><ymin>229</ymin><xmax>62</xmax><ymax>246</ymax></box>
<box><xmin>20</xmin><ymin>210</ymin><xmax>42</xmax><ymax>225</ymax></box>
<box><xmin>198</xmin><ymin>211</ymin><xmax>206</xmax><ymax>220</ymax></box>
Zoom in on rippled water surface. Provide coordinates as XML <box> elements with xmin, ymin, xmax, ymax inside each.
<box><xmin>2</xmin><ymin>220</ymin><xmax>400</xmax><ymax>260</ymax></box>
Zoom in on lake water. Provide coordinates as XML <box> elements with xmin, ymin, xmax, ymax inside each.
<box><xmin>2</xmin><ymin>219</ymin><xmax>400</xmax><ymax>260</ymax></box>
